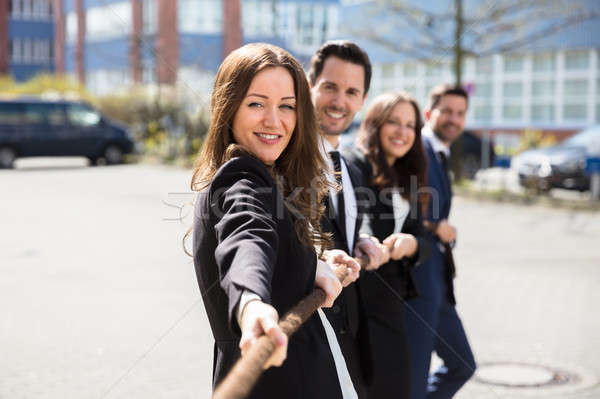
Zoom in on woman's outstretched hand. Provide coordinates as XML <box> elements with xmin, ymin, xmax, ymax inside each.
<box><xmin>239</xmin><ymin>300</ymin><xmax>288</xmax><ymax>369</ymax></box>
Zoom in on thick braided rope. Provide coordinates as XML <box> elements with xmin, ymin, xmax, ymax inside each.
<box><xmin>212</xmin><ymin>255</ymin><xmax>369</xmax><ymax>399</ymax></box>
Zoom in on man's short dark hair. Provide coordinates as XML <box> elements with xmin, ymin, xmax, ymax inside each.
<box><xmin>308</xmin><ymin>40</ymin><xmax>372</xmax><ymax>96</ymax></box>
<box><xmin>427</xmin><ymin>84</ymin><xmax>469</xmax><ymax>110</ymax></box>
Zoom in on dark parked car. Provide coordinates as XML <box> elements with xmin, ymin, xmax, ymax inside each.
<box><xmin>516</xmin><ymin>126</ymin><xmax>600</xmax><ymax>192</ymax></box>
<box><xmin>0</xmin><ymin>98</ymin><xmax>134</xmax><ymax>168</ymax></box>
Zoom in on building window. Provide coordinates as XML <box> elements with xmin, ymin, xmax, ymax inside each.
<box><xmin>531</xmin><ymin>80</ymin><xmax>555</xmax><ymax>124</ymax></box>
<box><xmin>22</xmin><ymin>38</ymin><xmax>32</xmax><ymax>63</ymax></box>
<box><xmin>426</xmin><ymin>62</ymin><xmax>444</xmax><ymax>77</ymax></box>
<box><xmin>143</xmin><ymin>0</ymin><xmax>157</xmax><ymax>35</ymax></box>
<box><xmin>531</xmin><ymin>104</ymin><xmax>554</xmax><ymax>123</ymax></box>
<box><xmin>564</xmin><ymin>50</ymin><xmax>589</xmax><ymax>70</ymax></box>
<box><xmin>503</xmin><ymin>105</ymin><xmax>522</xmax><ymax>120</ymax></box>
<box><xmin>563</xmin><ymin>104</ymin><xmax>587</xmax><ymax>120</ymax></box>
<box><xmin>532</xmin><ymin>80</ymin><xmax>555</xmax><ymax>97</ymax></box>
<box><xmin>503</xmin><ymin>82</ymin><xmax>522</xmax><ymax>97</ymax></box>
<box><xmin>87</xmin><ymin>2</ymin><xmax>131</xmax><ymax>42</ymax></box>
<box><xmin>474</xmin><ymin>82</ymin><xmax>492</xmax><ymax>97</ymax></box>
<box><xmin>475</xmin><ymin>57</ymin><xmax>493</xmax><ymax>75</ymax></box>
<box><xmin>66</xmin><ymin>12</ymin><xmax>77</xmax><ymax>45</ymax></box>
<box><xmin>503</xmin><ymin>54</ymin><xmax>523</xmax><ymax>73</ymax></box>
<box><xmin>179</xmin><ymin>0</ymin><xmax>222</xmax><ymax>34</ymax></box>
<box><xmin>242</xmin><ymin>0</ymin><xmax>275</xmax><ymax>37</ymax></box>
<box><xmin>403</xmin><ymin>62</ymin><xmax>417</xmax><ymax>77</ymax></box>
<box><xmin>381</xmin><ymin>63</ymin><xmax>395</xmax><ymax>80</ymax></box>
<box><xmin>562</xmin><ymin>79</ymin><xmax>587</xmax><ymax>121</ymax></box>
<box><xmin>564</xmin><ymin>79</ymin><xmax>588</xmax><ymax>97</ymax></box>
<box><xmin>474</xmin><ymin>105</ymin><xmax>493</xmax><ymax>122</ymax></box>
<box><xmin>10</xmin><ymin>38</ymin><xmax>21</xmax><ymax>63</ymax></box>
<box><xmin>597</xmin><ymin>104</ymin><xmax>600</xmax><ymax>123</ymax></box>
<box><xmin>22</xmin><ymin>0</ymin><xmax>31</xmax><ymax>19</ymax></box>
<box><xmin>403</xmin><ymin>85</ymin><xmax>416</xmax><ymax>97</ymax></box>
<box><xmin>297</xmin><ymin>3</ymin><xmax>315</xmax><ymax>46</ymax></box>
<box><xmin>532</xmin><ymin>52</ymin><xmax>555</xmax><ymax>73</ymax></box>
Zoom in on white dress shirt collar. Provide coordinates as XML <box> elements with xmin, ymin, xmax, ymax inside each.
<box><xmin>422</xmin><ymin>125</ymin><xmax>450</xmax><ymax>158</ymax></box>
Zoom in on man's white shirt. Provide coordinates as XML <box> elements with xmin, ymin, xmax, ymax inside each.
<box><xmin>318</xmin><ymin>136</ymin><xmax>358</xmax><ymax>253</ymax></box>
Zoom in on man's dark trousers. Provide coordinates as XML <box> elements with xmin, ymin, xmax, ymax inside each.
<box><xmin>403</xmin><ymin>136</ymin><xmax>476</xmax><ymax>399</ymax></box>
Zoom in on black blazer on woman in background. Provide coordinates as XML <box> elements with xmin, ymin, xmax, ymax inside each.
<box><xmin>344</xmin><ymin>149</ymin><xmax>431</xmax><ymax>399</ymax></box>
<box><xmin>192</xmin><ymin>155</ymin><xmax>342</xmax><ymax>399</ymax></box>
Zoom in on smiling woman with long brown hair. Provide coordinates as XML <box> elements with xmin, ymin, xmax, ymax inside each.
<box><xmin>346</xmin><ymin>91</ymin><xmax>431</xmax><ymax>399</ymax></box>
<box><xmin>190</xmin><ymin>43</ymin><xmax>360</xmax><ymax>398</ymax></box>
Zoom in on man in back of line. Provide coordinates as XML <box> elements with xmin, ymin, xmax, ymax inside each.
<box><xmin>404</xmin><ymin>84</ymin><xmax>476</xmax><ymax>399</ymax></box>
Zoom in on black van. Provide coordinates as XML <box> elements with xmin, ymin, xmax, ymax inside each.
<box><xmin>0</xmin><ymin>98</ymin><xmax>134</xmax><ymax>168</ymax></box>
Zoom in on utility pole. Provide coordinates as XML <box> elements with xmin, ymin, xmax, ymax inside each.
<box><xmin>222</xmin><ymin>0</ymin><xmax>242</xmax><ymax>60</ymax></box>
<box><xmin>75</xmin><ymin>0</ymin><xmax>85</xmax><ymax>85</ymax></box>
<box><xmin>52</xmin><ymin>0</ymin><xmax>65</xmax><ymax>75</ymax></box>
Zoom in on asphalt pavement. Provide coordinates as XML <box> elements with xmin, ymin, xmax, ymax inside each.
<box><xmin>1</xmin><ymin>158</ymin><xmax>599</xmax><ymax>399</ymax></box>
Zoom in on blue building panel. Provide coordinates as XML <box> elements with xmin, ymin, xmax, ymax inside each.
<box><xmin>9</xmin><ymin>64</ymin><xmax>53</xmax><ymax>81</ymax></box>
<box><xmin>65</xmin><ymin>44</ymin><xmax>76</xmax><ymax>72</ymax></box>
<box><xmin>179</xmin><ymin>33</ymin><xmax>223</xmax><ymax>70</ymax></box>
<box><xmin>9</xmin><ymin>20</ymin><xmax>54</xmax><ymax>38</ymax></box>
<box><xmin>86</xmin><ymin>40</ymin><xmax>130</xmax><ymax>70</ymax></box>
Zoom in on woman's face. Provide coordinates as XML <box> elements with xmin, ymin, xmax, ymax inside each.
<box><xmin>379</xmin><ymin>101</ymin><xmax>416</xmax><ymax>166</ymax></box>
<box><xmin>232</xmin><ymin>66</ymin><xmax>297</xmax><ymax>165</ymax></box>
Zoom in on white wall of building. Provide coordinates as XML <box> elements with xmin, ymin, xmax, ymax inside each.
<box><xmin>370</xmin><ymin>48</ymin><xmax>600</xmax><ymax>129</ymax></box>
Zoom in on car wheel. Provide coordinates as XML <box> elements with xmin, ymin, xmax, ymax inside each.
<box><xmin>103</xmin><ymin>145</ymin><xmax>123</xmax><ymax>165</ymax></box>
<box><xmin>0</xmin><ymin>147</ymin><xmax>17</xmax><ymax>169</ymax></box>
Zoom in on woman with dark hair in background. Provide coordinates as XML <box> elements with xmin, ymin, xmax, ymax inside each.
<box><xmin>190</xmin><ymin>43</ymin><xmax>360</xmax><ymax>398</ymax></box>
<box><xmin>348</xmin><ymin>91</ymin><xmax>431</xmax><ymax>399</ymax></box>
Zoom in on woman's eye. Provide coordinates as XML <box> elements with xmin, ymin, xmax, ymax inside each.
<box><xmin>248</xmin><ymin>102</ymin><xmax>263</xmax><ymax>108</ymax></box>
<box><xmin>280</xmin><ymin>104</ymin><xmax>296</xmax><ymax>110</ymax></box>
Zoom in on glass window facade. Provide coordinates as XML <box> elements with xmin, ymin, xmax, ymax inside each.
<box><xmin>503</xmin><ymin>55</ymin><xmax>523</xmax><ymax>73</ymax></box>
<box><xmin>532</xmin><ymin>52</ymin><xmax>555</xmax><ymax>72</ymax></box>
<box><xmin>564</xmin><ymin>50</ymin><xmax>589</xmax><ymax>70</ymax></box>
<box><xmin>86</xmin><ymin>2</ymin><xmax>131</xmax><ymax>41</ymax></box>
<box><xmin>179</xmin><ymin>0</ymin><xmax>222</xmax><ymax>34</ymax></box>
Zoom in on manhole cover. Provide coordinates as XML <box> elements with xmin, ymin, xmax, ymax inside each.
<box><xmin>477</xmin><ymin>363</ymin><xmax>554</xmax><ymax>386</ymax></box>
<box><xmin>471</xmin><ymin>360</ymin><xmax>598</xmax><ymax>396</ymax></box>
<box><xmin>475</xmin><ymin>362</ymin><xmax>576</xmax><ymax>387</ymax></box>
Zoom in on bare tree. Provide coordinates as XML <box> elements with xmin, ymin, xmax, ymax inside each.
<box><xmin>343</xmin><ymin>0</ymin><xmax>599</xmax><ymax>179</ymax></box>
<box><xmin>344</xmin><ymin>0</ymin><xmax>600</xmax><ymax>86</ymax></box>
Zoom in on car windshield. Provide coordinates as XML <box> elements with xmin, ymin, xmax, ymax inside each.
<box><xmin>561</xmin><ymin>127</ymin><xmax>600</xmax><ymax>155</ymax></box>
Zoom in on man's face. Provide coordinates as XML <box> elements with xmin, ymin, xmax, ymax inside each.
<box><xmin>427</xmin><ymin>94</ymin><xmax>468</xmax><ymax>144</ymax></box>
<box><xmin>310</xmin><ymin>56</ymin><xmax>366</xmax><ymax>138</ymax></box>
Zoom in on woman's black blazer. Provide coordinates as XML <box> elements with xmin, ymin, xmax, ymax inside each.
<box><xmin>344</xmin><ymin>149</ymin><xmax>431</xmax><ymax>330</ymax></box>
<box><xmin>192</xmin><ymin>156</ymin><xmax>342</xmax><ymax>399</ymax></box>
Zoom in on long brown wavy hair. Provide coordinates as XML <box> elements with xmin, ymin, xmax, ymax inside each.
<box><xmin>189</xmin><ymin>43</ymin><xmax>331</xmax><ymax>251</ymax></box>
<box><xmin>356</xmin><ymin>91</ymin><xmax>429</xmax><ymax>211</ymax></box>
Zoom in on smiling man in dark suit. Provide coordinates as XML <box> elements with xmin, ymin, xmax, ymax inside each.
<box><xmin>403</xmin><ymin>84</ymin><xmax>476</xmax><ymax>399</ymax></box>
<box><xmin>308</xmin><ymin>40</ymin><xmax>390</xmax><ymax>398</ymax></box>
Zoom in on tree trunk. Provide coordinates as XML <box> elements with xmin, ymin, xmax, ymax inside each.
<box><xmin>451</xmin><ymin>0</ymin><xmax>464</xmax><ymax>181</ymax></box>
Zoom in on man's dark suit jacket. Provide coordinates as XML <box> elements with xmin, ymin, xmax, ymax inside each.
<box><xmin>423</xmin><ymin>136</ymin><xmax>456</xmax><ymax>304</ymax></box>
<box><xmin>322</xmin><ymin>148</ymin><xmax>373</xmax><ymax>395</ymax></box>
<box><xmin>193</xmin><ymin>156</ymin><xmax>342</xmax><ymax>399</ymax></box>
